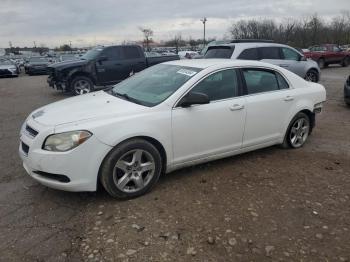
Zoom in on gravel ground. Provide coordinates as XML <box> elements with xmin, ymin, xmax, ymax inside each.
<box><xmin>0</xmin><ymin>66</ymin><xmax>349</xmax><ymax>262</ymax></box>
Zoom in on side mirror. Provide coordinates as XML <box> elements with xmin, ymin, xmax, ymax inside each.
<box><xmin>98</xmin><ymin>56</ymin><xmax>108</xmax><ymax>62</ymax></box>
<box><xmin>300</xmin><ymin>56</ymin><xmax>307</xmax><ymax>61</ymax></box>
<box><xmin>178</xmin><ymin>92</ymin><xmax>210</xmax><ymax>107</ymax></box>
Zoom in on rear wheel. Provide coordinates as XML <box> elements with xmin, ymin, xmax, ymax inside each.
<box><xmin>70</xmin><ymin>76</ymin><xmax>94</xmax><ymax>95</ymax></box>
<box><xmin>281</xmin><ymin>112</ymin><xmax>310</xmax><ymax>149</ymax></box>
<box><xmin>305</xmin><ymin>69</ymin><xmax>319</xmax><ymax>82</ymax></box>
<box><xmin>100</xmin><ymin>139</ymin><xmax>162</xmax><ymax>199</ymax></box>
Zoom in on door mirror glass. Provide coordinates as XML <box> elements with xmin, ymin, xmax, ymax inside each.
<box><xmin>178</xmin><ymin>92</ymin><xmax>210</xmax><ymax>107</ymax></box>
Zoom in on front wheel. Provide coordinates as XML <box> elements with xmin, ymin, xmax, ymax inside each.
<box><xmin>281</xmin><ymin>112</ymin><xmax>311</xmax><ymax>149</ymax></box>
<box><xmin>305</xmin><ymin>69</ymin><xmax>319</xmax><ymax>82</ymax></box>
<box><xmin>70</xmin><ymin>76</ymin><xmax>94</xmax><ymax>95</ymax></box>
<box><xmin>100</xmin><ymin>139</ymin><xmax>162</xmax><ymax>199</ymax></box>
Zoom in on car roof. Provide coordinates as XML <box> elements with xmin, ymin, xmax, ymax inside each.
<box><xmin>164</xmin><ymin>58</ymin><xmax>280</xmax><ymax>69</ymax></box>
<box><xmin>214</xmin><ymin>42</ymin><xmax>288</xmax><ymax>48</ymax></box>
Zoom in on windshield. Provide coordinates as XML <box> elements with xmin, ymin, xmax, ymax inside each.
<box><xmin>110</xmin><ymin>64</ymin><xmax>202</xmax><ymax>107</ymax></box>
<box><xmin>29</xmin><ymin>57</ymin><xmax>49</xmax><ymax>62</ymax></box>
<box><xmin>81</xmin><ymin>48</ymin><xmax>103</xmax><ymax>60</ymax></box>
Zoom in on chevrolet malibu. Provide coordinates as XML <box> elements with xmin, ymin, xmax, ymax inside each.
<box><xmin>19</xmin><ymin>60</ymin><xmax>326</xmax><ymax>198</ymax></box>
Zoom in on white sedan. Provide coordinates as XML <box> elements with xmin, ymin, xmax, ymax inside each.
<box><xmin>19</xmin><ymin>60</ymin><xmax>326</xmax><ymax>198</ymax></box>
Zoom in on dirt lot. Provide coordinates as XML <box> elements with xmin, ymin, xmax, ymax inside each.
<box><xmin>0</xmin><ymin>67</ymin><xmax>349</xmax><ymax>262</ymax></box>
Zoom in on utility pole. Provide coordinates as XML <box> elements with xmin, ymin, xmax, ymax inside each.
<box><xmin>200</xmin><ymin>17</ymin><xmax>207</xmax><ymax>47</ymax></box>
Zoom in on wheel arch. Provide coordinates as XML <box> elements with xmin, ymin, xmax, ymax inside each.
<box><xmin>97</xmin><ymin>135</ymin><xmax>168</xmax><ymax>190</ymax></box>
<box><xmin>299</xmin><ymin>109</ymin><xmax>315</xmax><ymax>131</ymax></box>
<box><xmin>68</xmin><ymin>71</ymin><xmax>95</xmax><ymax>87</ymax></box>
<box><xmin>305</xmin><ymin>68</ymin><xmax>320</xmax><ymax>82</ymax></box>
<box><xmin>283</xmin><ymin>106</ymin><xmax>315</xmax><ymax>139</ymax></box>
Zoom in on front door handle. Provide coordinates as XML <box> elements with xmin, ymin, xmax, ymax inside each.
<box><xmin>284</xmin><ymin>96</ymin><xmax>294</xmax><ymax>101</ymax></box>
<box><xmin>279</xmin><ymin>64</ymin><xmax>289</xmax><ymax>68</ymax></box>
<box><xmin>230</xmin><ymin>104</ymin><xmax>245</xmax><ymax>111</ymax></box>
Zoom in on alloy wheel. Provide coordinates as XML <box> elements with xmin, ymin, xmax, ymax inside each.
<box><xmin>289</xmin><ymin>118</ymin><xmax>310</xmax><ymax>148</ymax></box>
<box><xmin>305</xmin><ymin>71</ymin><xmax>318</xmax><ymax>82</ymax></box>
<box><xmin>112</xmin><ymin>149</ymin><xmax>155</xmax><ymax>193</ymax></box>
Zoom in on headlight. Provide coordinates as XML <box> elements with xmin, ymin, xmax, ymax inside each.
<box><xmin>43</xmin><ymin>131</ymin><xmax>92</xmax><ymax>152</ymax></box>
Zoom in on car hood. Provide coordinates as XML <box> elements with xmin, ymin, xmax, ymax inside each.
<box><xmin>49</xmin><ymin>59</ymin><xmax>88</xmax><ymax>70</ymax></box>
<box><xmin>30</xmin><ymin>91</ymin><xmax>147</xmax><ymax>126</ymax></box>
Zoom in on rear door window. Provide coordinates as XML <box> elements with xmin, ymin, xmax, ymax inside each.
<box><xmin>259</xmin><ymin>47</ymin><xmax>281</xmax><ymax>59</ymax></box>
<box><xmin>242</xmin><ymin>69</ymin><xmax>280</xmax><ymax>94</ymax></box>
<box><xmin>276</xmin><ymin>73</ymin><xmax>289</xmax><ymax>89</ymax></box>
<box><xmin>237</xmin><ymin>48</ymin><xmax>259</xmax><ymax>60</ymax></box>
<box><xmin>281</xmin><ymin>48</ymin><xmax>300</xmax><ymax>61</ymax></box>
<box><xmin>204</xmin><ymin>46</ymin><xmax>234</xmax><ymax>58</ymax></box>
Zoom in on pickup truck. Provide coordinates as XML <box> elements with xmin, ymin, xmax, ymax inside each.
<box><xmin>47</xmin><ymin>45</ymin><xmax>180</xmax><ymax>95</ymax></box>
<box><xmin>303</xmin><ymin>44</ymin><xmax>350</xmax><ymax>69</ymax></box>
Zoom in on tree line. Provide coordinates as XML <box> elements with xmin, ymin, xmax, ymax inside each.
<box><xmin>228</xmin><ymin>12</ymin><xmax>350</xmax><ymax>48</ymax></box>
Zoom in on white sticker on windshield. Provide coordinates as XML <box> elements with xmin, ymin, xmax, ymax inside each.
<box><xmin>177</xmin><ymin>69</ymin><xmax>197</xmax><ymax>77</ymax></box>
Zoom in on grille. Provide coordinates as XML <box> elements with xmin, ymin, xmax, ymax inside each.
<box><xmin>21</xmin><ymin>142</ymin><xmax>29</xmax><ymax>155</ymax></box>
<box><xmin>25</xmin><ymin>125</ymin><xmax>39</xmax><ymax>137</ymax></box>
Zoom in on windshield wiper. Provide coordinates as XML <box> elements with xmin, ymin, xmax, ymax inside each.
<box><xmin>112</xmin><ymin>91</ymin><xmax>145</xmax><ymax>106</ymax></box>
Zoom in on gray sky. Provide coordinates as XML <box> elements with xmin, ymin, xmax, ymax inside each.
<box><xmin>0</xmin><ymin>0</ymin><xmax>349</xmax><ymax>48</ymax></box>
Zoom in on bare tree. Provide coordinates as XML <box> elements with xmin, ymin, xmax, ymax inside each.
<box><xmin>228</xmin><ymin>12</ymin><xmax>350</xmax><ymax>48</ymax></box>
<box><xmin>139</xmin><ymin>27</ymin><xmax>153</xmax><ymax>51</ymax></box>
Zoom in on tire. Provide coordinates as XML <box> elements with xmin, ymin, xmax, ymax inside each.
<box><xmin>70</xmin><ymin>76</ymin><xmax>94</xmax><ymax>95</ymax></box>
<box><xmin>341</xmin><ymin>57</ymin><xmax>349</xmax><ymax>67</ymax></box>
<box><xmin>318</xmin><ymin>58</ymin><xmax>325</xmax><ymax>69</ymax></box>
<box><xmin>281</xmin><ymin>112</ymin><xmax>311</xmax><ymax>149</ymax></box>
<box><xmin>305</xmin><ymin>69</ymin><xmax>319</xmax><ymax>82</ymax></box>
<box><xmin>100</xmin><ymin>139</ymin><xmax>162</xmax><ymax>199</ymax></box>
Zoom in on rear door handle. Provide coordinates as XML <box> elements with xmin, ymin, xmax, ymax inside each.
<box><xmin>284</xmin><ymin>96</ymin><xmax>294</xmax><ymax>101</ymax></box>
<box><xmin>279</xmin><ymin>64</ymin><xmax>289</xmax><ymax>68</ymax></box>
<box><xmin>230</xmin><ymin>104</ymin><xmax>245</xmax><ymax>111</ymax></box>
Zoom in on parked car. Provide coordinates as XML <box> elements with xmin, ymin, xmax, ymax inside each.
<box><xmin>47</xmin><ymin>45</ymin><xmax>180</xmax><ymax>95</ymax></box>
<box><xmin>26</xmin><ymin>57</ymin><xmax>51</xmax><ymax>75</ymax></box>
<box><xmin>178</xmin><ymin>51</ymin><xmax>199</xmax><ymax>59</ymax></box>
<box><xmin>144</xmin><ymin>51</ymin><xmax>161</xmax><ymax>57</ymax></box>
<box><xmin>59</xmin><ymin>54</ymin><xmax>79</xmax><ymax>62</ymax></box>
<box><xmin>19</xmin><ymin>59</ymin><xmax>326</xmax><ymax>198</ymax></box>
<box><xmin>304</xmin><ymin>44</ymin><xmax>350</xmax><ymax>68</ymax></box>
<box><xmin>0</xmin><ymin>59</ymin><xmax>19</xmax><ymax>77</ymax></box>
<box><xmin>203</xmin><ymin>40</ymin><xmax>321</xmax><ymax>82</ymax></box>
<box><xmin>345</xmin><ymin>75</ymin><xmax>350</xmax><ymax>106</ymax></box>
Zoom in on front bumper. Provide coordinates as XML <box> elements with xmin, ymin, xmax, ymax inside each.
<box><xmin>47</xmin><ymin>76</ymin><xmax>68</xmax><ymax>91</ymax></box>
<box><xmin>19</xmin><ymin>118</ymin><xmax>112</xmax><ymax>192</ymax></box>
